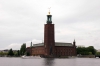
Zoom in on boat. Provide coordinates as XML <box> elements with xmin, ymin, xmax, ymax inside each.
<box><xmin>21</xmin><ymin>55</ymin><xmax>41</xmax><ymax>59</ymax></box>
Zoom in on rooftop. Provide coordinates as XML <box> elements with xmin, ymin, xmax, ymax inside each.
<box><xmin>32</xmin><ymin>42</ymin><xmax>73</xmax><ymax>47</ymax></box>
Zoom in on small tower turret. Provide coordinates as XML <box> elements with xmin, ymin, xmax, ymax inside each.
<box><xmin>73</xmin><ymin>39</ymin><xmax>76</xmax><ymax>46</ymax></box>
<box><xmin>30</xmin><ymin>41</ymin><xmax>32</xmax><ymax>47</ymax></box>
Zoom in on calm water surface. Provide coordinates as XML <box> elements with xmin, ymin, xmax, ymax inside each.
<box><xmin>0</xmin><ymin>57</ymin><xmax>100</xmax><ymax>66</ymax></box>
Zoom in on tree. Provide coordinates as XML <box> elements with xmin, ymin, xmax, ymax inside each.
<box><xmin>0</xmin><ymin>51</ymin><xmax>8</xmax><ymax>57</ymax></box>
<box><xmin>8</xmin><ymin>48</ymin><xmax>14</xmax><ymax>56</ymax></box>
<box><xmin>76</xmin><ymin>46</ymin><xmax>96</xmax><ymax>55</ymax></box>
<box><xmin>89</xmin><ymin>52</ymin><xmax>92</xmax><ymax>55</ymax></box>
<box><xmin>17</xmin><ymin>50</ymin><xmax>20</xmax><ymax>56</ymax></box>
<box><xmin>87</xmin><ymin>46</ymin><xmax>96</xmax><ymax>55</ymax></box>
<box><xmin>95</xmin><ymin>52</ymin><xmax>100</xmax><ymax>56</ymax></box>
<box><xmin>0</xmin><ymin>52</ymin><xmax>4</xmax><ymax>56</ymax></box>
<box><xmin>25</xmin><ymin>51</ymin><xmax>30</xmax><ymax>56</ymax></box>
<box><xmin>20</xmin><ymin>43</ymin><xmax>26</xmax><ymax>55</ymax></box>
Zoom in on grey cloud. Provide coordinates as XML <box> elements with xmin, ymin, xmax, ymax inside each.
<box><xmin>0</xmin><ymin>0</ymin><xmax>100</xmax><ymax>49</ymax></box>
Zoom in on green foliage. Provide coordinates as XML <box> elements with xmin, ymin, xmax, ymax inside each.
<box><xmin>17</xmin><ymin>50</ymin><xmax>20</xmax><ymax>56</ymax></box>
<box><xmin>77</xmin><ymin>46</ymin><xmax>96</xmax><ymax>55</ymax></box>
<box><xmin>0</xmin><ymin>52</ymin><xmax>7</xmax><ymax>56</ymax></box>
<box><xmin>13</xmin><ymin>50</ymin><xmax>20</xmax><ymax>57</ymax></box>
<box><xmin>87</xmin><ymin>46</ymin><xmax>96</xmax><ymax>55</ymax></box>
<box><xmin>14</xmin><ymin>52</ymin><xmax>18</xmax><ymax>56</ymax></box>
<box><xmin>25</xmin><ymin>51</ymin><xmax>30</xmax><ymax>56</ymax></box>
<box><xmin>20</xmin><ymin>43</ymin><xmax>26</xmax><ymax>55</ymax></box>
<box><xmin>0</xmin><ymin>50</ymin><xmax>20</xmax><ymax>57</ymax></box>
<box><xmin>95</xmin><ymin>52</ymin><xmax>100</xmax><ymax>56</ymax></box>
<box><xmin>8</xmin><ymin>48</ymin><xmax>14</xmax><ymax>56</ymax></box>
<box><xmin>89</xmin><ymin>52</ymin><xmax>92</xmax><ymax>55</ymax></box>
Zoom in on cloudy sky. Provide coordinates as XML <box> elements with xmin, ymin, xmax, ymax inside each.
<box><xmin>0</xmin><ymin>0</ymin><xmax>100</xmax><ymax>50</ymax></box>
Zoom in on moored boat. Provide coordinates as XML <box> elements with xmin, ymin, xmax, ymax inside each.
<box><xmin>21</xmin><ymin>55</ymin><xmax>41</xmax><ymax>59</ymax></box>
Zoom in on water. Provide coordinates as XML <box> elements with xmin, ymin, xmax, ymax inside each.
<box><xmin>0</xmin><ymin>57</ymin><xmax>100</xmax><ymax>66</ymax></box>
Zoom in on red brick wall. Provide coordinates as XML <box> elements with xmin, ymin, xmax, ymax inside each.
<box><xmin>32</xmin><ymin>46</ymin><xmax>45</xmax><ymax>56</ymax></box>
<box><xmin>26</xmin><ymin>47</ymin><xmax>32</xmax><ymax>55</ymax></box>
<box><xmin>55</xmin><ymin>46</ymin><xmax>76</xmax><ymax>56</ymax></box>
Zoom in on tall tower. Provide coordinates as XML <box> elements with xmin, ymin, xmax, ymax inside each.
<box><xmin>44</xmin><ymin>10</ymin><xmax>55</xmax><ymax>56</ymax></box>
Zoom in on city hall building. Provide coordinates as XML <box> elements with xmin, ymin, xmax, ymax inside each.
<box><xmin>26</xmin><ymin>11</ymin><xmax>76</xmax><ymax>57</ymax></box>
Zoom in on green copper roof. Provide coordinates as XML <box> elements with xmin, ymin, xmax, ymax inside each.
<box><xmin>33</xmin><ymin>43</ymin><xmax>44</xmax><ymax>47</ymax></box>
<box><xmin>33</xmin><ymin>42</ymin><xmax>73</xmax><ymax>47</ymax></box>
<box><xmin>55</xmin><ymin>42</ymin><xmax>73</xmax><ymax>46</ymax></box>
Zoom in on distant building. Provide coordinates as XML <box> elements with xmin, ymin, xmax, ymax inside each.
<box><xmin>0</xmin><ymin>49</ymin><xmax>18</xmax><ymax>53</ymax></box>
<box><xmin>0</xmin><ymin>49</ymin><xmax>9</xmax><ymax>53</ymax></box>
<box><xmin>26</xmin><ymin>11</ymin><xmax>76</xmax><ymax>57</ymax></box>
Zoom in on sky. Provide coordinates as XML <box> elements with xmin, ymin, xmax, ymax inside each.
<box><xmin>0</xmin><ymin>0</ymin><xmax>100</xmax><ymax>50</ymax></box>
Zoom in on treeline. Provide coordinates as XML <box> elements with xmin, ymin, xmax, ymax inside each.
<box><xmin>0</xmin><ymin>49</ymin><xmax>20</xmax><ymax>57</ymax></box>
<box><xmin>77</xmin><ymin>46</ymin><xmax>100</xmax><ymax>55</ymax></box>
<box><xmin>0</xmin><ymin>43</ymin><xmax>30</xmax><ymax>57</ymax></box>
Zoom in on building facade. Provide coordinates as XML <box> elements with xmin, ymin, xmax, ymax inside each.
<box><xmin>26</xmin><ymin>11</ymin><xmax>76</xmax><ymax>57</ymax></box>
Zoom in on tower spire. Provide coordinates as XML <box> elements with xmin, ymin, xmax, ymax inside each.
<box><xmin>74</xmin><ymin>39</ymin><xmax>75</xmax><ymax>42</ymax></box>
<box><xmin>48</xmin><ymin>7</ymin><xmax>51</xmax><ymax>15</ymax></box>
<box><xmin>47</xmin><ymin>7</ymin><xmax>52</xmax><ymax>24</ymax></box>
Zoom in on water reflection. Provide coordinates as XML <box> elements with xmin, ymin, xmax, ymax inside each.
<box><xmin>43</xmin><ymin>58</ymin><xmax>55</xmax><ymax>66</ymax></box>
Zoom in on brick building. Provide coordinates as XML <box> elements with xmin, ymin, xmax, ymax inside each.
<box><xmin>26</xmin><ymin>11</ymin><xmax>76</xmax><ymax>57</ymax></box>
